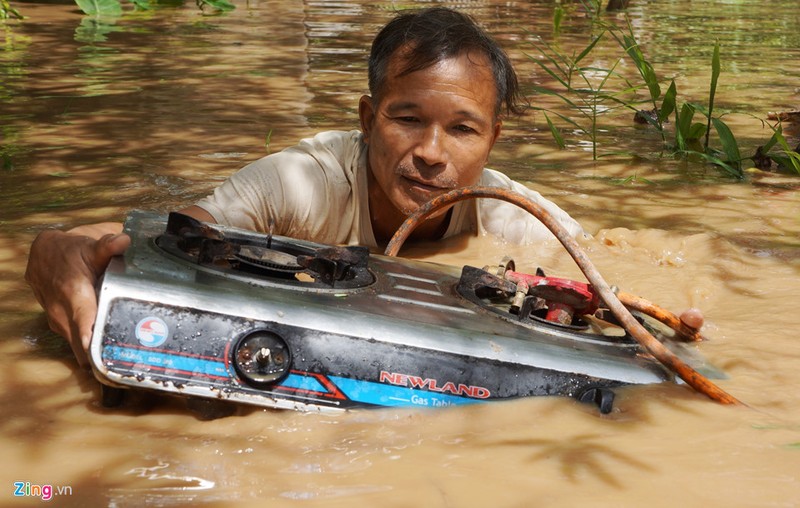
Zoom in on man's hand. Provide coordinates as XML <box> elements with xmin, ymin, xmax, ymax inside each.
<box><xmin>25</xmin><ymin>223</ymin><xmax>129</xmax><ymax>367</ymax></box>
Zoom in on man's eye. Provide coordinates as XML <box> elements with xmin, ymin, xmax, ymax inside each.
<box><xmin>396</xmin><ymin>116</ymin><xmax>418</xmax><ymax>123</ymax></box>
<box><xmin>454</xmin><ymin>125</ymin><xmax>476</xmax><ymax>133</ymax></box>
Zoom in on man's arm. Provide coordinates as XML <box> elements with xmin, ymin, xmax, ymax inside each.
<box><xmin>178</xmin><ymin>205</ymin><xmax>216</xmax><ymax>224</ymax></box>
<box><xmin>25</xmin><ymin>206</ymin><xmax>215</xmax><ymax>366</ymax></box>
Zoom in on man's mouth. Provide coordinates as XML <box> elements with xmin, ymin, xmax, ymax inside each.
<box><xmin>401</xmin><ymin>175</ymin><xmax>448</xmax><ymax>194</ymax></box>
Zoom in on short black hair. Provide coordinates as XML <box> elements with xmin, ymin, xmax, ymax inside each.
<box><xmin>367</xmin><ymin>7</ymin><xmax>526</xmax><ymax>118</ymax></box>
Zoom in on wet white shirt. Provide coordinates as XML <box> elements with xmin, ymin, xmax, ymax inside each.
<box><xmin>196</xmin><ymin>130</ymin><xmax>583</xmax><ymax>247</ymax></box>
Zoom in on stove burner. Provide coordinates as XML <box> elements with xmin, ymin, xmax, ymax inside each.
<box><xmin>154</xmin><ymin>212</ymin><xmax>374</xmax><ymax>289</ymax></box>
<box><xmin>235</xmin><ymin>245</ymin><xmax>302</xmax><ymax>273</ymax></box>
<box><xmin>456</xmin><ymin>265</ymin><xmax>638</xmax><ymax>343</ymax></box>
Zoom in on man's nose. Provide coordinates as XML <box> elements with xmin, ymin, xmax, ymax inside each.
<box><xmin>413</xmin><ymin>126</ymin><xmax>447</xmax><ymax>166</ymax></box>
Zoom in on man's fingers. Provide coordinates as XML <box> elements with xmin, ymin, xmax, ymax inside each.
<box><xmin>26</xmin><ymin>223</ymin><xmax>126</xmax><ymax>367</ymax></box>
<box><xmin>45</xmin><ymin>307</ymin><xmax>70</xmax><ymax>339</ymax></box>
<box><xmin>68</xmin><ymin>318</ymin><xmax>90</xmax><ymax>368</ymax></box>
<box><xmin>90</xmin><ymin>233</ymin><xmax>131</xmax><ymax>274</ymax></box>
<box><xmin>74</xmin><ymin>297</ymin><xmax>98</xmax><ymax>352</ymax></box>
<box><xmin>72</xmin><ymin>233</ymin><xmax>128</xmax><ymax>366</ymax></box>
<box><xmin>44</xmin><ymin>305</ymin><xmax>90</xmax><ymax>367</ymax></box>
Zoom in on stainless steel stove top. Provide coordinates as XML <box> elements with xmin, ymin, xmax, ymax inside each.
<box><xmin>88</xmin><ymin>211</ymin><xmax>718</xmax><ymax>414</ymax></box>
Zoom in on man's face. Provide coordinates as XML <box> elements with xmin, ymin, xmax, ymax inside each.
<box><xmin>359</xmin><ymin>48</ymin><xmax>502</xmax><ymax>227</ymax></box>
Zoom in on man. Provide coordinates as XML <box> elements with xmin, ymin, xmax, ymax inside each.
<box><xmin>26</xmin><ymin>7</ymin><xmax>585</xmax><ymax>367</ymax></box>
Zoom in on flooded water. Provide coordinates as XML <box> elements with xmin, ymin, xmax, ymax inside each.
<box><xmin>2</xmin><ymin>0</ymin><xmax>800</xmax><ymax>506</ymax></box>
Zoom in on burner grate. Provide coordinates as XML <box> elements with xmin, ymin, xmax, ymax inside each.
<box><xmin>153</xmin><ymin>212</ymin><xmax>374</xmax><ymax>289</ymax></box>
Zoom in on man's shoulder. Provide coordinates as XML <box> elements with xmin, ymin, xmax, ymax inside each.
<box><xmin>293</xmin><ymin>130</ymin><xmax>364</xmax><ymax>157</ymax></box>
<box><xmin>273</xmin><ymin>129</ymin><xmax>366</xmax><ymax>178</ymax></box>
<box><xmin>240</xmin><ymin>130</ymin><xmax>365</xmax><ymax>179</ymax></box>
<box><xmin>480</xmin><ymin>167</ymin><xmax>514</xmax><ymax>186</ymax></box>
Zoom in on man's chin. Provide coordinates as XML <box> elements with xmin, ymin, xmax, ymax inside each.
<box><xmin>400</xmin><ymin>200</ymin><xmax>451</xmax><ymax>220</ymax></box>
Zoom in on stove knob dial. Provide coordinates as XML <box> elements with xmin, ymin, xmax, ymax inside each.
<box><xmin>233</xmin><ymin>331</ymin><xmax>291</xmax><ymax>386</ymax></box>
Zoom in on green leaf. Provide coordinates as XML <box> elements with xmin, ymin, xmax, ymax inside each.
<box><xmin>705</xmin><ymin>41</ymin><xmax>721</xmax><ymax>150</ymax></box>
<box><xmin>574</xmin><ymin>33</ymin><xmax>604</xmax><ymax>66</ymax></box>
<box><xmin>712</xmin><ymin>117</ymin><xmax>741</xmax><ymax>166</ymax></box>
<box><xmin>75</xmin><ymin>0</ymin><xmax>123</xmax><ymax>17</ymax></box>
<box><xmin>553</xmin><ymin>4</ymin><xmax>564</xmax><ymax>34</ymax></box>
<box><xmin>264</xmin><ymin>129</ymin><xmax>272</xmax><ymax>154</ymax></box>
<box><xmin>709</xmin><ymin>42</ymin><xmax>721</xmax><ymax>112</ymax></box>
<box><xmin>1</xmin><ymin>0</ymin><xmax>24</xmax><ymax>19</ymax></box>
<box><xmin>131</xmin><ymin>0</ymin><xmax>151</xmax><ymax>10</ymax></box>
<box><xmin>530</xmin><ymin>106</ymin><xmax>585</xmax><ymax>133</ymax></box>
<box><xmin>530</xmin><ymin>86</ymin><xmax>583</xmax><ymax>112</ymax></box>
<box><xmin>770</xmin><ymin>128</ymin><xmax>800</xmax><ymax>175</ymax></box>
<box><xmin>692</xmin><ymin>150</ymin><xmax>744</xmax><ymax>179</ymax></box>
<box><xmin>621</xmin><ymin>35</ymin><xmax>660</xmax><ymax>102</ymax></box>
<box><xmin>544</xmin><ymin>113</ymin><xmax>566</xmax><ymax>149</ymax></box>
<box><xmin>675</xmin><ymin>103</ymin><xmax>696</xmax><ymax>150</ymax></box>
<box><xmin>687</xmin><ymin>102</ymin><xmax>710</xmax><ymax>117</ymax></box>
<box><xmin>531</xmin><ymin>58</ymin><xmax>570</xmax><ymax>89</ymax></box>
<box><xmin>533</xmin><ymin>43</ymin><xmax>570</xmax><ymax>78</ymax></box>
<box><xmin>529</xmin><ymin>85</ymin><xmax>561</xmax><ymax>97</ymax></box>
<box><xmin>639</xmin><ymin>112</ymin><xmax>662</xmax><ymax>130</ymax></box>
<box><xmin>595</xmin><ymin>58</ymin><xmax>621</xmax><ymax>92</ymax></box>
<box><xmin>762</xmin><ymin>127</ymin><xmax>780</xmax><ymax>153</ymax></box>
<box><xmin>783</xmin><ymin>153</ymin><xmax>800</xmax><ymax>175</ymax></box>
<box><xmin>688</xmin><ymin>122</ymin><xmax>707</xmax><ymax>141</ymax></box>
<box><xmin>197</xmin><ymin>0</ymin><xmax>235</xmax><ymax>12</ymax></box>
<box><xmin>659</xmin><ymin>81</ymin><xmax>676</xmax><ymax>122</ymax></box>
<box><xmin>643</xmin><ymin>64</ymin><xmax>660</xmax><ymax>102</ymax></box>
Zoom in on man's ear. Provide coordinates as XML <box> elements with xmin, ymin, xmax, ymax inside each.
<box><xmin>358</xmin><ymin>95</ymin><xmax>375</xmax><ymax>143</ymax></box>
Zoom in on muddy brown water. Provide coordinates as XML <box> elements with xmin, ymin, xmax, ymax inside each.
<box><xmin>1</xmin><ymin>1</ymin><xmax>799</xmax><ymax>506</ymax></box>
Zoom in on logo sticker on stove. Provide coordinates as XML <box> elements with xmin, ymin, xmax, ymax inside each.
<box><xmin>135</xmin><ymin>317</ymin><xmax>169</xmax><ymax>347</ymax></box>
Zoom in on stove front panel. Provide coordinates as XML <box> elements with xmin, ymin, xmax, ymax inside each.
<box><xmin>93</xmin><ymin>297</ymin><xmax>622</xmax><ymax>411</ymax></box>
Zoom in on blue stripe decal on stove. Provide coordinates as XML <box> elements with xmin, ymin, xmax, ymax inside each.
<box><xmin>103</xmin><ymin>345</ymin><xmax>229</xmax><ymax>378</ymax></box>
<box><xmin>278</xmin><ymin>374</ymin><xmax>327</xmax><ymax>392</ymax></box>
<box><xmin>329</xmin><ymin>376</ymin><xmax>477</xmax><ymax>408</ymax></box>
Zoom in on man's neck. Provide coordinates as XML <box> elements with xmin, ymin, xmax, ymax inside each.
<box><xmin>367</xmin><ymin>170</ymin><xmax>452</xmax><ymax>245</ymax></box>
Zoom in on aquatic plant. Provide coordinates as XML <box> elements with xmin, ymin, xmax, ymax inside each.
<box><xmin>75</xmin><ymin>0</ymin><xmax>234</xmax><ymax>15</ymax></box>
<box><xmin>2</xmin><ymin>0</ymin><xmax>233</xmax><ymax>20</ymax></box>
<box><xmin>607</xmin><ymin>19</ymin><xmax>673</xmax><ymax>144</ymax></box>
<box><xmin>0</xmin><ymin>0</ymin><xmax>23</xmax><ymax>19</ymax></box>
<box><xmin>526</xmin><ymin>31</ymin><xmax>629</xmax><ymax>161</ymax></box>
<box><xmin>531</xmin><ymin>4</ymin><xmax>800</xmax><ymax>179</ymax></box>
<box><xmin>617</xmin><ymin>29</ymin><xmax>798</xmax><ymax>178</ymax></box>
<box><xmin>194</xmin><ymin>0</ymin><xmax>234</xmax><ymax>13</ymax></box>
<box><xmin>264</xmin><ymin>129</ymin><xmax>273</xmax><ymax>154</ymax></box>
<box><xmin>75</xmin><ymin>0</ymin><xmax>127</xmax><ymax>16</ymax></box>
<box><xmin>761</xmin><ymin>126</ymin><xmax>800</xmax><ymax>174</ymax></box>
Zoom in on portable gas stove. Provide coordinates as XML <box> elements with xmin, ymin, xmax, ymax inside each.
<box><xmin>89</xmin><ymin>211</ymin><xmax>721</xmax><ymax>414</ymax></box>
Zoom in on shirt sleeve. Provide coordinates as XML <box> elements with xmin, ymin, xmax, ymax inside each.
<box><xmin>194</xmin><ymin>131</ymin><xmax>363</xmax><ymax>243</ymax></box>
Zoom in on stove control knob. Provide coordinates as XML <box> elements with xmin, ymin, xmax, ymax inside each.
<box><xmin>233</xmin><ymin>331</ymin><xmax>291</xmax><ymax>386</ymax></box>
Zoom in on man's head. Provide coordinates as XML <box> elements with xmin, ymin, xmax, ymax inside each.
<box><xmin>359</xmin><ymin>7</ymin><xmax>525</xmax><ymax>240</ymax></box>
<box><xmin>367</xmin><ymin>7</ymin><xmax>525</xmax><ymax>119</ymax></box>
